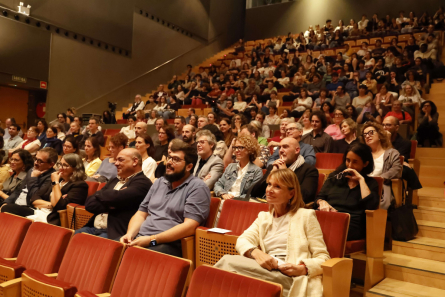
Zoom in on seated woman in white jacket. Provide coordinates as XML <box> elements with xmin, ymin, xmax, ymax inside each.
<box><xmin>215</xmin><ymin>168</ymin><xmax>330</xmax><ymax>297</ymax></box>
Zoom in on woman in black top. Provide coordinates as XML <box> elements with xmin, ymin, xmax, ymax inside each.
<box><xmin>333</xmin><ymin>118</ymin><xmax>359</xmax><ymax>154</ymax></box>
<box><xmin>40</xmin><ymin>127</ymin><xmax>63</xmax><ymax>155</ymax></box>
<box><xmin>153</xmin><ymin>126</ymin><xmax>175</xmax><ymax>162</ymax></box>
<box><xmin>315</xmin><ymin>143</ymin><xmax>379</xmax><ymax>240</ymax></box>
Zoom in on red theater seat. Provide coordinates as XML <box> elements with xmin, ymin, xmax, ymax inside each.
<box><xmin>0</xmin><ymin>213</ymin><xmax>32</xmax><ymax>259</ymax></box>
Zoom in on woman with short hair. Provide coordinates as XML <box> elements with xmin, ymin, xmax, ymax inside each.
<box><xmin>324</xmin><ymin>108</ymin><xmax>349</xmax><ymax>140</ymax></box>
<box><xmin>333</xmin><ymin>118</ymin><xmax>359</xmax><ymax>154</ymax></box>
<box><xmin>40</xmin><ymin>127</ymin><xmax>63</xmax><ymax>155</ymax></box>
<box><xmin>216</xmin><ymin>168</ymin><xmax>329</xmax><ymax>297</ymax></box>
<box><xmin>14</xmin><ymin>126</ymin><xmax>41</xmax><ymax>156</ymax></box>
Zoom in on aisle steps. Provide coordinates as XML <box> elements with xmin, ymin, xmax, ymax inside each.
<box><xmin>366</xmin><ymin>278</ymin><xmax>445</xmax><ymax>296</ymax></box>
<box><xmin>392</xmin><ymin>237</ymin><xmax>445</xmax><ymax>262</ymax></box>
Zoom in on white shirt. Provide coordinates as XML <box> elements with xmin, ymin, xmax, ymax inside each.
<box><xmin>228</xmin><ymin>163</ymin><xmax>250</xmax><ymax>197</ymax></box>
<box><xmin>142</xmin><ymin>157</ymin><xmax>157</xmax><ymax>181</ymax></box>
<box><xmin>120</xmin><ymin>126</ymin><xmax>136</xmax><ymax>139</ymax></box>
<box><xmin>263</xmin><ymin>213</ymin><xmax>290</xmax><ymax>261</ymax></box>
<box><xmin>396</xmin><ymin>17</ymin><xmax>409</xmax><ymax>25</ymax></box>
<box><xmin>19</xmin><ymin>139</ymin><xmax>41</xmax><ymax>156</ymax></box>
<box><xmin>358</xmin><ymin>19</ymin><xmax>369</xmax><ymax>30</ymax></box>
<box><xmin>369</xmin><ymin>153</ymin><xmax>384</xmax><ymax>177</ymax></box>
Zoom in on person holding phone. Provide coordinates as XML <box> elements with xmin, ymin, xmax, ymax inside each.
<box><xmin>357</xmin><ymin>100</ymin><xmax>382</xmax><ymax>124</ymax></box>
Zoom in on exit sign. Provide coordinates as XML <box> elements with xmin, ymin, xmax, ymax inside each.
<box><xmin>40</xmin><ymin>81</ymin><xmax>47</xmax><ymax>89</ymax></box>
<box><xmin>12</xmin><ymin>75</ymin><xmax>27</xmax><ymax>83</ymax></box>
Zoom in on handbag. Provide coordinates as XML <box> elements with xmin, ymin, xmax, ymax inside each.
<box><xmin>389</xmin><ymin>182</ymin><xmax>418</xmax><ymax>241</ymax></box>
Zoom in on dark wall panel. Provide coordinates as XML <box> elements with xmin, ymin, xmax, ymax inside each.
<box><xmin>245</xmin><ymin>0</ymin><xmax>444</xmax><ymax>41</ymax></box>
<box><xmin>0</xmin><ymin>0</ymin><xmax>133</xmax><ymax>50</ymax></box>
<box><xmin>0</xmin><ymin>17</ymin><xmax>50</xmax><ymax>81</ymax></box>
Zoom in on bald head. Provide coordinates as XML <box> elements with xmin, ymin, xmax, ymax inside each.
<box><xmin>115</xmin><ymin>148</ymin><xmax>142</xmax><ymax>179</ymax></box>
<box><xmin>383</xmin><ymin>115</ymin><xmax>399</xmax><ymax>136</ymax></box>
<box><xmin>135</xmin><ymin>121</ymin><xmax>147</xmax><ymax>137</ymax></box>
<box><xmin>182</xmin><ymin>124</ymin><xmax>196</xmax><ymax>144</ymax></box>
<box><xmin>279</xmin><ymin>137</ymin><xmax>301</xmax><ymax>165</ymax></box>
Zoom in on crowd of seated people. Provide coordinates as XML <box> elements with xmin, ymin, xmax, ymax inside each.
<box><xmin>0</xmin><ymin>6</ymin><xmax>444</xmax><ymax>297</ymax></box>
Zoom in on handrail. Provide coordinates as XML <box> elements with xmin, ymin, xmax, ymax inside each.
<box><xmin>74</xmin><ymin>33</ymin><xmax>225</xmax><ymax>111</ymax></box>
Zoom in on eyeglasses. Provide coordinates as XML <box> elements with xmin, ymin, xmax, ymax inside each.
<box><xmin>285</xmin><ymin>127</ymin><xmax>297</xmax><ymax>132</ymax></box>
<box><xmin>233</xmin><ymin>146</ymin><xmax>246</xmax><ymax>151</ymax></box>
<box><xmin>334</xmin><ymin>113</ymin><xmax>344</xmax><ymax>117</ymax></box>
<box><xmin>63</xmin><ymin>145</ymin><xmax>73</xmax><ymax>149</ymax></box>
<box><xmin>56</xmin><ymin>162</ymin><xmax>71</xmax><ymax>169</ymax></box>
<box><xmin>166</xmin><ymin>155</ymin><xmax>184</xmax><ymax>165</ymax></box>
<box><xmin>197</xmin><ymin>140</ymin><xmax>208</xmax><ymax>145</ymax></box>
<box><xmin>363</xmin><ymin>130</ymin><xmax>376</xmax><ymax>137</ymax></box>
<box><xmin>35</xmin><ymin>158</ymin><xmax>50</xmax><ymax>165</ymax></box>
<box><xmin>9</xmin><ymin>158</ymin><xmax>21</xmax><ymax>163</ymax></box>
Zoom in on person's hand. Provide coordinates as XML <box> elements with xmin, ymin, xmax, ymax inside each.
<box><xmin>128</xmin><ymin>236</ymin><xmax>152</xmax><ymax>247</ymax></box>
<box><xmin>203</xmin><ymin>174</ymin><xmax>212</xmax><ymax>181</ymax></box>
<box><xmin>272</xmin><ymin>158</ymin><xmax>287</xmax><ymax>170</ymax></box>
<box><xmin>61</xmin><ymin>194</ymin><xmax>68</xmax><ymax>200</ymax></box>
<box><xmin>343</xmin><ymin>168</ymin><xmax>364</xmax><ymax>182</ymax></box>
<box><xmin>51</xmin><ymin>171</ymin><xmax>61</xmax><ymax>183</ymax></box>
<box><xmin>318</xmin><ymin>200</ymin><xmax>337</xmax><ymax>212</ymax></box>
<box><xmin>221</xmin><ymin>194</ymin><xmax>234</xmax><ymax>200</ymax></box>
<box><xmin>31</xmin><ymin>169</ymin><xmax>44</xmax><ymax>178</ymax></box>
<box><xmin>251</xmin><ymin>249</ymin><xmax>278</xmax><ymax>271</ymax></box>
<box><xmin>92</xmin><ymin>174</ymin><xmax>100</xmax><ymax>179</ymax></box>
<box><xmin>278</xmin><ymin>263</ymin><xmax>307</xmax><ymax>277</ymax></box>
<box><xmin>230</xmin><ymin>138</ymin><xmax>237</xmax><ymax>148</ymax></box>
<box><xmin>120</xmin><ymin>234</ymin><xmax>133</xmax><ymax>244</ymax></box>
<box><xmin>403</xmin><ymin>161</ymin><xmax>412</xmax><ymax>168</ymax></box>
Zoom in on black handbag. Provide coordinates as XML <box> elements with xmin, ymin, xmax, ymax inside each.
<box><xmin>389</xmin><ymin>182</ymin><xmax>418</xmax><ymax>241</ymax></box>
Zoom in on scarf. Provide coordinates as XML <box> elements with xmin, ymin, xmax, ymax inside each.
<box><xmin>288</xmin><ymin>155</ymin><xmax>305</xmax><ymax>172</ymax></box>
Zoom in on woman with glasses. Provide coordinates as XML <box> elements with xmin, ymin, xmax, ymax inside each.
<box><xmin>13</xmin><ymin>126</ymin><xmax>41</xmax><ymax>156</ymax></box>
<box><xmin>83</xmin><ymin>137</ymin><xmax>102</xmax><ymax>177</ymax></box>
<box><xmin>215</xmin><ymin>169</ymin><xmax>329</xmax><ymax>297</ymax></box>
<box><xmin>362</xmin><ymin>122</ymin><xmax>402</xmax><ymax>209</ymax></box>
<box><xmin>214</xmin><ymin>135</ymin><xmax>263</xmax><ymax>201</ymax></box>
<box><xmin>40</xmin><ymin>127</ymin><xmax>63</xmax><ymax>155</ymax></box>
<box><xmin>0</xmin><ymin>149</ymin><xmax>34</xmax><ymax>202</ymax></box>
<box><xmin>30</xmin><ymin>153</ymin><xmax>88</xmax><ymax>225</ymax></box>
<box><xmin>324</xmin><ymin>108</ymin><xmax>349</xmax><ymax>140</ymax></box>
<box><xmin>315</xmin><ymin>143</ymin><xmax>379</xmax><ymax>240</ymax></box>
<box><xmin>87</xmin><ymin>133</ymin><xmax>128</xmax><ymax>183</ymax></box>
<box><xmin>417</xmin><ymin>101</ymin><xmax>442</xmax><ymax>147</ymax></box>
<box><xmin>153</xmin><ymin>126</ymin><xmax>175</xmax><ymax>162</ymax></box>
<box><xmin>62</xmin><ymin>136</ymin><xmax>80</xmax><ymax>156</ymax></box>
<box><xmin>134</xmin><ymin>133</ymin><xmax>157</xmax><ymax>181</ymax></box>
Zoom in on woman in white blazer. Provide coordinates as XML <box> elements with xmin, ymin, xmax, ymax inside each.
<box><xmin>215</xmin><ymin>169</ymin><xmax>330</xmax><ymax>297</ymax></box>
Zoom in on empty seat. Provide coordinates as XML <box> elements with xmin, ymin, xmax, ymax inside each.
<box><xmin>85</xmin><ymin>181</ymin><xmax>99</xmax><ymax>197</ymax></box>
<box><xmin>186</xmin><ymin>266</ymin><xmax>282</xmax><ymax>297</ymax></box>
<box><xmin>0</xmin><ymin>213</ymin><xmax>32</xmax><ymax>259</ymax></box>
<box><xmin>21</xmin><ymin>233</ymin><xmax>125</xmax><ymax>297</ymax></box>
<box><xmin>76</xmin><ymin>247</ymin><xmax>191</xmax><ymax>297</ymax></box>
<box><xmin>315</xmin><ymin>153</ymin><xmax>344</xmax><ymax>176</ymax></box>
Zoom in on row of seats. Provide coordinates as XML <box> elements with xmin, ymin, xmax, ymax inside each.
<box><xmin>0</xmin><ymin>213</ymin><xmax>283</xmax><ymax>297</ymax></box>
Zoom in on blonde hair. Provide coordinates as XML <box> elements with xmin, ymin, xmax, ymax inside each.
<box><xmin>341</xmin><ymin>118</ymin><xmax>357</xmax><ymax>134</ymax></box>
<box><xmin>234</xmin><ymin>135</ymin><xmax>260</xmax><ymax>163</ymax></box>
<box><xmin>267</xmin><ymin>169</ymin><xmax>305</xmax><ymax>215</ymax></box>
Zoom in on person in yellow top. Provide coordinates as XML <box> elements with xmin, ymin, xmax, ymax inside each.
<box><xmin>83</xmin><ymin>137</ymin><xmax>102</xmax><ymax>176</ymax></box>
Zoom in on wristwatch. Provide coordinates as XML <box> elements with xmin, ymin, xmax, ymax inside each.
<box><xmin>51</xmin><ymin>181</ymin><xmax>58</xmax><ymax>186</ymax></box>
<box><xmin>149</xmin><ymin>235</ymin><xmax>157</xmax><ymax>247</ymax></box>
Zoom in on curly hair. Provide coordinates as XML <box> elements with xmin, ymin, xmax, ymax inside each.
<box><xmin>360</xmin><ymin>121</ymin><xmax>392</xmax><ymax>150</ymax></box>
<box><xmin>234</xmin><ymin>135</ymin><xmax>260</xmax><ymax>163</ymax></box>
<box><xmin>10</xmin><ymin>149</ymin><xmax>34</xmax><ymax>172</ymax></box>
<box><xmin>109</xmin><ymin>133</ymin><xmax>128</xmax><ymax>148</ymax></box>
<box><xmin>231</xmin><ymin>114</ymin><xmax>248</xmax><ymax>129</ymax></box>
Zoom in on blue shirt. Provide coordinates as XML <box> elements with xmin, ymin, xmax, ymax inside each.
<box><xmin>326</xmin><ymin>81</ymin><xmax>344</xmax><ymax>92</ymax></box>
<box><xmin>267</xmin><ymin>141</ymin><xmax>316</xmax><ymax>166</ymax></box>
<box><xmin>138</xmin><ymin>174</ymin><xmax>210</xmax><ymax>236</ymax></box>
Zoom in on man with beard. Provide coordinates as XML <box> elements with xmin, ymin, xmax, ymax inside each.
<box><xmin>120</xmin><ymin>140</ymin><xmax>210</xmax><ymax>257</ymax></box>
<box><xmin>182</xmin><ymin>124</ymin><xmax>197</xmax><ymax>152</ymax></box>
<box><xmin>129</xmin><ymin>121</ymin><xmax>147</xmax><ymax>147</ymax></box>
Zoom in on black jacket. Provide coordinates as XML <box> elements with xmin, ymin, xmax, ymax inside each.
<box><xmin>40</xmin><ymin>137</ymin><xmax>63</xmax><ymax>155</ymax></box>
<box><xmin>392</xmin><ymin>133</ymin><xmax>411</xmax><ymax>162</ymax></box>
<box><xmin>83</xmin><ymin>172</ymin><xmax>152</xmax><ymax>240</ymax></box>
<box><xmin>246</xmin><ymin>162</ymin><xmax>319</xmax><ymax>204</ymax></box>
<box><xmin>4</xmin><ymin>168</ymin><xmax>55</xmax><ymax>206</ymax></box>
<box><xmin>79</xmin><ymin>130</ymin><xmax>105</xmax><ymax>149</ymax></box>
<box><xmin>30</xmin><ymin>180</ymin><xmax>89</xmax><ymax>226</ymax></box>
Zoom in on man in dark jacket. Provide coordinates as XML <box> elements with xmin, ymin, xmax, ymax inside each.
<box><xmin>0</xmin><ymin>148</ymin><xmax>57</xmax><ymax>216</ymax></box>
<box><xmin>75</xmin><ymin>148</ymin><xmax>152</xmax><ymax>240</ymax></box>
<box><xmin>246</xmin><ymin>137</ymin><xmax>319</xmax><ymax>204</ymax></box>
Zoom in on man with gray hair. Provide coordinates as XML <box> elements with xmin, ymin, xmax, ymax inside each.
<box><xmin>268</xmin><ymin>117</ymin><xmax>294</xmax><ymax>147</ymax></box>
<box><xmin>197</xmin><ymin>116</ymin><xmax>209</xmax><ymax>129</ymax></box>
<box><xmin>193</xmin><ymin>130</ymin><xmax>224</xmax><ymax>190</ymax></box>
<box><xmin>76</xmin><ymin>148</ymin><xmax>152</xmax><ymax>239</ymax></box>
<box><xmin>123</xmin><ymin>94</ymin><xmax>145</xmax><ymax>119</ymax></box>
<box><xmin>267</xmin><ymin>122</ymin><xmax>316</xmax><ymax>166</ymax></box>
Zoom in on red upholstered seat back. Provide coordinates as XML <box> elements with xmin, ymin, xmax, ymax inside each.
<box><xmin>205</xmin><ymin>198</ymin><xmax>221</xmax><ymax>228</ymax></box>
<box><xmin>16</xmin><ymin>222</ymin><xmax>72</xmax><ymax>274</ymax></box>
<box><xmin>85</xmin><ymin>181</ymin><xmax>99</xmax><ymax>197</ymax></box>
<box><xmin>110</xmin><ymin>247</ymin><xmax>190</xmax><ymax>297</ymax></box>
<box><xmin>0</xmin><ymin>213</ymin><xmax>32</xmax><ymax>258</ymax></box>
<box><xmin>217</xmin><ymin>200</ymin><xmax>269</xmax><ymax>236</ymax></box>
<box><xmin>410</xmin><ymin>140</ymin><xmax>417</xmax><ymax>159</ymax></box>
<box><xmin>316</xmin><ymin>173</ymin><xmax>325</xmax><ymax>195</ymax></box>
<box><xmin>97</xmin><ymin>183</ymin><xmax>107</xmax><ymax>191</ymax></box>
<box><xmin>57</xmin><ymin>233</ymin><xmax>124</xmax><ymax>294</ymax></box>
<box><xmin>315</xmin><ymin>153</ymin><xmax>344</xmax><ymax>169</ymax></box>
<box><xmin>316</xmin><ymin>211</ymin><xmax>350</xmax><ymax>258</ymax></box>
<box><xmin>186</xmin><ymin>265</ymin><xmax>282</xmax><ymax>297</ymax></box>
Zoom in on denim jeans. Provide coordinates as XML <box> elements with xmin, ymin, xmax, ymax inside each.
<box><xmin>75</xmin><ymin>226</ymin><xmax>108</xmax><ymax>238</ymax></box>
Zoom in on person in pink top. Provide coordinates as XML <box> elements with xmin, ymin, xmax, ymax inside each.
<box><xmin>384</xmin><ymin>100</ymin><xmax>412</xmax><ymax>125</ymax></box>
<box><xmin>324</xmin><ymin>107</ymin><xmax>349</xmax><ymax>140</ymax></box>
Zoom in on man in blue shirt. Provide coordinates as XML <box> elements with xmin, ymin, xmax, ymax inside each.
<box><xmin>326</xmin><ymin>73</ymin><xmax>344</xmax><ymax>97</ymax></box>
<box><xmin>267</xmin><ymin>122</ymin><xmax>316</xmax><ymax>166</ymax></box>
<box><xmin>120</xmin><ymin>140</ymin><xmax>210</xmax><ymax>257</ymax></box>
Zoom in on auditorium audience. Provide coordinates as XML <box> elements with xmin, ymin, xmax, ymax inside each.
<box><xmin>316</xmin><ymin>143</ymin><xmax>379</xmax><ymax>240</ymax></box>
<box><xmin>417</xmin><ymin>100</ymin><xmax>442</xmax><ymax>147</ymax></box>
<box><xmin>3</xmin><ymin>124</ymin><xmax>23</xmax><ymax>155</ymax></box>
<box><xmin>362</xmin><ymin>122</ymin><xmax>402</xmax><ymax>209</ymax></box>
<box><xmin>80</xmin><ymin>117</ymin><xmax>105</xmax><ymax>148</ymax></box>
<box><xmin>123</xmin><ymin>95</ymin><xmax>145</xmax><ymax>120</ymax></box>
<box><xmin>216</xmin><ymin>168</ymin><xmax>329</xmax><ymax>297</ymax></box>
<box><xmin>119</xmin><ymin>115</ymin><xmax>136</xmax><ymax>140</ymax></box>
<box><xmin>77</xmin><ymin>148</ymin><xmax>152</xmax><ymax>239</ymax></box>
<box><xmin>357</xmin><ymin>100</ymin><xmax>382</xmax><ymax>124</ymax></box>
<box><xmin>134</xmin><ymin>133</ymin><xmax>157</xmax><ymax>181</ymax></box>
<box><xmin>333</xmin><ymin>118</ymin><xmax>359</xmax><ymax>154</ymax></box>
<box><xmin>87</xmin><ymin>133</ymin><xmax>128</xmax><ymax>183</ymax></box>
<box><xmin>193</xmin><ymin>130</ymin><xmax>224</xmax><ymax>190</ymax></box>
<box><xmin>384</xmin><ymin>100</ymin><xmax>412</xmax><ymax>125</ymax></box>
<box><xmin>120</xmin><ymin>141</ymin><xmax>209</xmax><ymax>257</ymax></box>
<box><xmin>153</xmin><ymin>126</ymin><xmax>175</xmax><ymax>162</ymax></box>
<box><xmin>324</xmin><ymin>108</ymin><xmax>349</xmax><ymax>140</ymax></box>
<box><xmin>40</xmin><ymin>127</ymin><xmax>63</xmax><ymax>155</ymax></box>
<box><xmin>83</xmin><ymin>137</ymin><xmax>102</xmax><ymax>177</ymax></box>
<box><xmin>130</xmin><ymin>121</ymin><xmax>148</xmax><ymax>147</ymax></box>
<box><xmin>301</xmin><ymin>111</ymin><xmax>334</xmax><ymax>153</ymax></box>
<box><xmin>36</xmin><ymin>119</ymin><xmax>48</xmax><ymax>142</ymax></box>
<box><xmin>0</xmin><ymin>149</ymin><xmax>34</xmax><ymax>202</ymax></box>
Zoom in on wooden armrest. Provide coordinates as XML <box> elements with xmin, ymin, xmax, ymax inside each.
<box><xmin>210</xmin><ymin>191</ymin><xmax>215</xmax><ymax>197</ymax></box>
<box><xmin>4</xmin><ymin>258</ymin><xmax>17</xmax><ymax>262</ymax></box>
<box><xmin>195</xmin><ymin>228</ymin><xmax>239</xmax><ymax>268</ymax></box>
<box><xmin>181</xmin><ymin>236</ymin><xmax>195</xmax><ymax>270</ymax></box>
<box><xmin>58</xmin><ymin>209</ymin><xmax>68</xmax><ymax>228</ymax></box>
<box><xmin>96</xmin><ymin>294</ymin><xmax>111</xmax><ymax>297</ymax></box>
<box><xmin>391</xmin><ymin>179</ymin><xmax>403</xmax><ymax>208</ymax></box>
<box><xmin>318</xmin><ymin>169</ymin><xmax>334</xmax><ymax>176</ymax></box>
<box><xmin>408</xmin><ymin>159</ymin><xmax>420</xmax><ymax>176</ymax></box>
<box><xmin>365</xmin><ymin>209</ymin><xmax>387</xmax><ymax>258</ymax></box>
<box><xmin>322</xmin><ymin>258</ymin><xmax>353</xmax><ymax>297</ymax></box>
<box><xmin>0</xmin><ymin>277</ymin><xmax>22</xmax><ymax>297</ymax></box>
<box><xmin>44</xmin><ymin>273</ymin><xmax>58</xmax><ymax>279</ymax></box>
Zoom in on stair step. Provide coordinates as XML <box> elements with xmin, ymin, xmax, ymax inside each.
<box><xmin>382</xmin><ymin>251</ymin><xmax>445</xmax><ymax>290</ymax></box>
<box><xmin>367</xmin><ymin>278</ymin><xmax>445</xmax><ymax>296</ymax></box>
<box><xmin>414</xmin><ymin>207</ymin><xmax>445</xmax><ymax>223</ymax></box>
<box><xmin>417</xmin><ymin>220</ymin><xmax>445</xmax><ymax>240</ymax></box>
<box><xmin>418</xmin><ymin>197</ymin><xmax>445</xmax><ymax>209</ymax></box>
<box><xmin>417</xmin><ymin>148</ymin><xmax>445</xmax><ymax>158</ymax></box>
<box><xmin>392</xmin><ymin>237</ymin><xmax>445</xmax><ymax>262</ymax></box>
<box><xmin>418</xmin><ymin>187</ymin><xmax>444</xmax><ymax>199</ymax></box>
<box><xmin>419</xmin><ymin>176</ymin><xmax>445</xmax><ymax>188</ymax></box>
<box><xmin>417</xmin><ymin>158</ymin><xmax>445</xmax><ymax>167</ymax></box>
<box><xmin>419</xmin><ymin>166</ymin><xmax>445</xmax><ymax>177</ymax></box>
